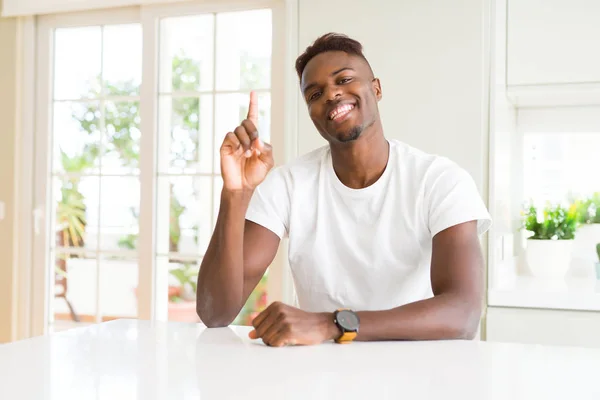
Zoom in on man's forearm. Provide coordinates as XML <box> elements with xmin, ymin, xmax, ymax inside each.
<box><xmin>196</xmin><ymin>189</ymin><xmax>253</xmax><ymax>327</ymax></box>
<box><xmin>341</xmin><ymin>294</ymin><xmax>482</xmax><ymax>341</ymax></box>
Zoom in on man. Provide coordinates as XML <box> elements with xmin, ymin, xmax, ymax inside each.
<box><xmin>196</xmin><ymin>33</ymin><xmax>491</xmax><ymax>347</ymax></box>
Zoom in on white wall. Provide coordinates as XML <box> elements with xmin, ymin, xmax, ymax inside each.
<box><xmin>0</xmin><ymin>11</ymin><xmax>20</xmax><ymax>343</ymax></box>
<box><xmin>297</xmin><ymin>0</ymin><xmax>491</xmax><ymax>193</ymax></box>
<box><xmin>1</xmin><ymin>0</ymin><xmax>185</xmax><ymax>17</ymax></box>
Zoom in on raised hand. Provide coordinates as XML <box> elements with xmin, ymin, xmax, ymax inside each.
<box><xmin>220</xmin><ymin>91</ymin><xmax>274</xmax><ymax>192</ymax></box>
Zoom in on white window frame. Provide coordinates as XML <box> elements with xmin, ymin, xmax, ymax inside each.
<box><xmin>27</xmin><ymin>0</ymin><xmax>298</xmax><ymax>337</ymax></box>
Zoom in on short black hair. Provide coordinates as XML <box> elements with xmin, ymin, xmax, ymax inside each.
<box><xmin>295</xmin><ymin>33</ymin><xmax>371</xmax><ymax>79</ymax></box>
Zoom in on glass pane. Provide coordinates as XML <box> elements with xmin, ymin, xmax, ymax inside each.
<box><xmin>103</xmin><ymin>101</ymin><xmax>141</xmax><ymax>175</ymax></box>
<box><xmin>157</xmin><ymin>95</ymin><xmax>213</xmax><ymax>174</ymax></box>
<box><xmin>156</xmin><ymin>176</ymin><xmax>212</xmax><ymax>257</ymax></box>
<box><xmin>103</xmin><ymin>24</ymin><xmax>142</xmax><ymax>96</ymax></box>
<box><xmin>524</xmin><ymin>133</ymin><xmax>600</xmax><ymax>204</ymax></box>
<box><xmin>99</xmin><ymin>255</ymin><xmax>138</xmax><ymax>319</ymax></box>
<box><xmin>54</xmin><ymin>27</ymin><xmax>101</xmax><ymax>100</ymax></box>
<box><xmin>214</xmin><ymin>92</ymin><xmax>271</xmax><ymax>173</ymax></box>
<box><xmin>53</xmin><ymin>177</ymin><xmax>99</xmax><ymax>251</ymax></box>
<box><xmin>53</xmin><ymin>102</ymin><xmax>101</xmax><ymax>175</ymax></box>
<box><xmin>166</xmin><ymin>259</ymin><xmax>201</xmax><ymax>323</ymax></box>
<box><xmin>159</xmin><ymin>15</ymin><xmax>214</xmax><ymax>93</ymax></box>
<box><xmin>51</xmin><ymin>250</ymin><xmax>98</xmax><ymax>329</ymax></box>
<box><xmin>212</xmin><ymin>176</ymin><xmax>223</xmax><ymax>223</ymax></box>
<box><xmin>98</xmin><ymin>177</ymin><xmax>140</xmax><ymax>251</ymax></box>
<box><xmin>216</xmin><ymin>9</ymin><xmax>272</xmax><ymax>91</ymax></box>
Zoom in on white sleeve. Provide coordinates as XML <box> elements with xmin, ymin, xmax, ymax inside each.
<box><xmin>245</xmin><ymin>166</ymin><xmax>290</xmax><ymax>239</ymax></box>
<box><xmin>425</xmin><ymin>159</ymin><xmax>492</xmax><ymax>237</ymax></box>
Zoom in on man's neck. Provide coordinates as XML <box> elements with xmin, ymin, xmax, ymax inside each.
<box><xmin>329</xmin><ymin>122</ymin><xmax>389</xmax><ymax>190</ymax></box>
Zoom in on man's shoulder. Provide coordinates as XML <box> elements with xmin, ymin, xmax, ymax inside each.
<box><xmin>271</xmin><ymin>144</ymin><xmax>329</xmax><ymax>176</ymax></box>
<box><xmin>390</xmin><ymin>139</ymin><xmax>455</xmax><ymax>172</ymax></box>
<box><xmin>389</xmin><ymin>139</ymin><xmax>472</xmax><ymax>185</ymax></box>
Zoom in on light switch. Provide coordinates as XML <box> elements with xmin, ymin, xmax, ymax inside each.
<box><xmin>0</xmin><ymin>201</ymin><xmax>4</xmax><ymax>221</ymax></box>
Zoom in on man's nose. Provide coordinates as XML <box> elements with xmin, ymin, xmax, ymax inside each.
<box><xmin>324</xmin><ymin>85</ymin><xmax>343</xmax><ymax>102</ymax></box>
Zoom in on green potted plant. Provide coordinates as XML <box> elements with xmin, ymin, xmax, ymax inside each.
<box><xmin>573</xmin><ymin>193</ymin><xmax>600</xmax><ymax>271</ymax></box>
<box><xmin>595</xmin><ymin>243</ymin><xmax>600</xmax><ymax>280</ymax></box>
<box><xmin>574</xmin><ymin>193</ymin><xmax>600</xmax><ymax>225</ymax></box>
<box><xmin>521</xmin><ymin>203</ymin><xmax>578</xmax><ymax>279</ymax></box>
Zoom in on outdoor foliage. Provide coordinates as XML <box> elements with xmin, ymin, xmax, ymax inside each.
<box><xmin>58</xmin><ymin>50</ymin><xmax>268</xmax><ymax>324</ymax></box>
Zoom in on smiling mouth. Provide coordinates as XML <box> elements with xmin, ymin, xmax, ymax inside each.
<box><xmin>328</xmin><ymin>104</ymin><xmax>355</xmax><ymax>121</ymax></box>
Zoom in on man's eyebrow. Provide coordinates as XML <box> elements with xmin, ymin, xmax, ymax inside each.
<box><xmin>302</xmin><ymin>82</ymin><xmax>318</xmax><ymax>95</ymax></box>
<box><xmin>302</xmin><ymin>67</ymin><xmax>356</xmax><ymax>95</ymax></box>
<box><xmin>331</xmin><ymin>67</ymin><xmax>354</xmax><ymax>76</ymax></box>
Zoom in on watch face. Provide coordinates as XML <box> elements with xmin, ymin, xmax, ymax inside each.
<box><xmin>336</xmin><ymin>310</ymin><xmax>359</xmax><ymax>331</ymax></box>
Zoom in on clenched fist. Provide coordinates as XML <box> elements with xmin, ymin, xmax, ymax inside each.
<box><xmin>220</xmin><ymin>91</ymin><xmax>274</xmax><ymax>191</ymax></box>
<box><xmin>248</xmin><ymin>302</ymin><xmax>341</xmax><ymax>347</ymax></box>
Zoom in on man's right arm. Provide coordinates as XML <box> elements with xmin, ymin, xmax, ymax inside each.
<box><xmin>196</xmin><ymin>188</ymin><xmax>280</xmax><ymax>327</ymax></box>
<box><xmin>197</xmin><ymin>91</ymin><xmax>281</xmax><ymax>327</ymax></box>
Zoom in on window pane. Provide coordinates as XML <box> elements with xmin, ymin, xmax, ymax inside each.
<box><xmin>166</xmin><ymin>259</ymin><xmax>200</xmax><ymax>323</ymax></box>
<box><xmin>216</xmin><ymin>9</ymin><xmax>272</xmax><ymax>91</ymax></box>
<box><xmin>99</xmin><ymin>255</ymin><xmax>138</xmax><ymax>318</ymax></box>
<box><xmin>98</xmin><ymin>177</ymin><xmax>140</xmax><ymax>251</ymax></box>
<box><xmin>214</xmin><ymin>92</ymin><xmax>271</xmax><ymax>173</ymax></box>
<box><xmin>103</xmin><ymin>101</ymin><xmax>141</xmax><ymax>175</ymax></box>
<box><xmin>53</xmin><ymin>176</ymin><xmax>99</xmax><ymax>251</ymax></box>
<box><xmin>158</xmin><ymin>95</ymin><xmax>213</xmax><ymax>174</ymax></box>
<box><xmin>156</xmin><ymin>176</ymin><xmax>213</xmax><ymax>257</ymax></box>
<box><xmin>54</xmin><ymin>27</ymin><xmax>101</xmax><ymax>100</ymax></box>
<box><xmin>103</xmin><ymin>24</ymin><xmax>142</xmax><ymax>96</ymax></box>
<box><xmin>524</xmin><ymin>133</ymin><xmax>600</xmax><ymax>204</ymax></box>
<box><xmin>212</xmin><ymin>176</ymin><xmax>223</xmax><ymax>222</ymax></box>
<box><xmin>53</xmin><ymin>102</ymin><xmax>101</xmax><ymax>175</ymax></box>
<box><xmin>51</xmin><ymin>250</ymin><xmax>98</xmax><ymax>328</ymax></box>
<box><xmin>159</xmin><ymin>15</ymin><xmax>214</xmax><ymax>93</ymax></box>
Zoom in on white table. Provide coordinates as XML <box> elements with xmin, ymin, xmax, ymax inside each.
<box><xmin>1</xmin><ymin>319</ymin><xmax>599</xmax><ymax>399</ymax></box>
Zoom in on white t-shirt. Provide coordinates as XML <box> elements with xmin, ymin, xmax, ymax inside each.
<box><xmin>246</xmin><ymin>139</ymin><xmax>492</xmax><ymax>313</ymax></box>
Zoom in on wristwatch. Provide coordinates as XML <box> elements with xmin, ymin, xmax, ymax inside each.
<box><xmin>333</xmin><ymin>309</ymin><xmax>360</xmax><ymax>344</ymax></box>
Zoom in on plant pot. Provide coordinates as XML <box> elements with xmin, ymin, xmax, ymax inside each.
<box><xmin>526</xmin><ymin>239</ymin><xmax>573</xmax><ymax>279</ymax></box>
<box><xmin>595</xmin><ymin>263</ymin><xmax>600</xmax><ymax>280</ymax></box>
<box><xmin>573</xmin><ymin>223</ymin><xmax>600</xmax><ymax>261</ymax></box>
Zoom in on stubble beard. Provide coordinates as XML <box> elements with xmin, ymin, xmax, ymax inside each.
<box><xmin>336</xmin><ymin>125</ymin><xmax>363</xmax><ymax>143</ymax></box>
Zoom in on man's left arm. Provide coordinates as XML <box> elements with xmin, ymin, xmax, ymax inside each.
<box><xmin>350</xmin><ymin>219</ymin><xmax>484</xmax><ymax>341</ymax></box>
<box><xmin>249</xmin><ymin>220</ymin><xmax>485</xmax><ymax>346</ymax></box>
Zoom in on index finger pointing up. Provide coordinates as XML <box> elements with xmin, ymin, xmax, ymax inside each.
<box><xmin>247</xmin><ymin>91</ymin><xmax>258</xmax><ymax>125</ymax></box>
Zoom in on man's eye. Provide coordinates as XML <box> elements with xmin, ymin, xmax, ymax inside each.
<box><xmin>339</xmin><ymin>77</ymin><xmax>352</xmax><ymax>84</ymax></box>
<box><xmin>309</xmin><ymin>91</ymin><xmax>321</xmax><ymax>101</ymax></box>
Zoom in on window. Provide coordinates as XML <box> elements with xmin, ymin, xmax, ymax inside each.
<box><xmin>49</xmin><ymin>23</ymin><xmax>143</xmax><ymax>326</ymax></box>
<box><xmin>524</xmin><ymin>133</ymin><xmax>600</xmax><ymax>206</ymax></box>
<box><xmin>155</xmin><ymin>9</ymin><xmax>273</xmax><ymax>324</ymax></box>
<box><xmin>487</xmin><ymin>105</ymin><xmax>600</xmax><ymax>311</ymax></box>
<box><xmin>34</xmin><ymin>3</ymin><xmax>289</xmax><ymax>334</ymax></box>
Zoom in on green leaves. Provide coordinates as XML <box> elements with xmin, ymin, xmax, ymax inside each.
<box><xmin>521</xmin><ymin>203</ymin><xmax>578</xmax><ymax>240</ymax></box>
<box><xmin>168</xmin><ymin>262</ymin><xmax>198</xmax><ymax>302</ymax></box>
<box><xmin>573</xmin><ymin>192</ymin><xmax>600</xmax><ymax>224</ymax></box>
<box><xmin>56</xmin><ymin>183</ymin><xmax>87</xmax><ymax>247</ymax></box>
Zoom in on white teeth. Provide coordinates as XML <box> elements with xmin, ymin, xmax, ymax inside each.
<box><xmin>329</xmin><ymin>104</ymin><xmax>354</xmax><ymax>120</ymax></box>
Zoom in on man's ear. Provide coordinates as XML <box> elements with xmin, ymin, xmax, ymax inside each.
<box><xmin>372</xmin><ymin>78</ymin><xmax>382</xmax><ymax>101</ymax></box>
